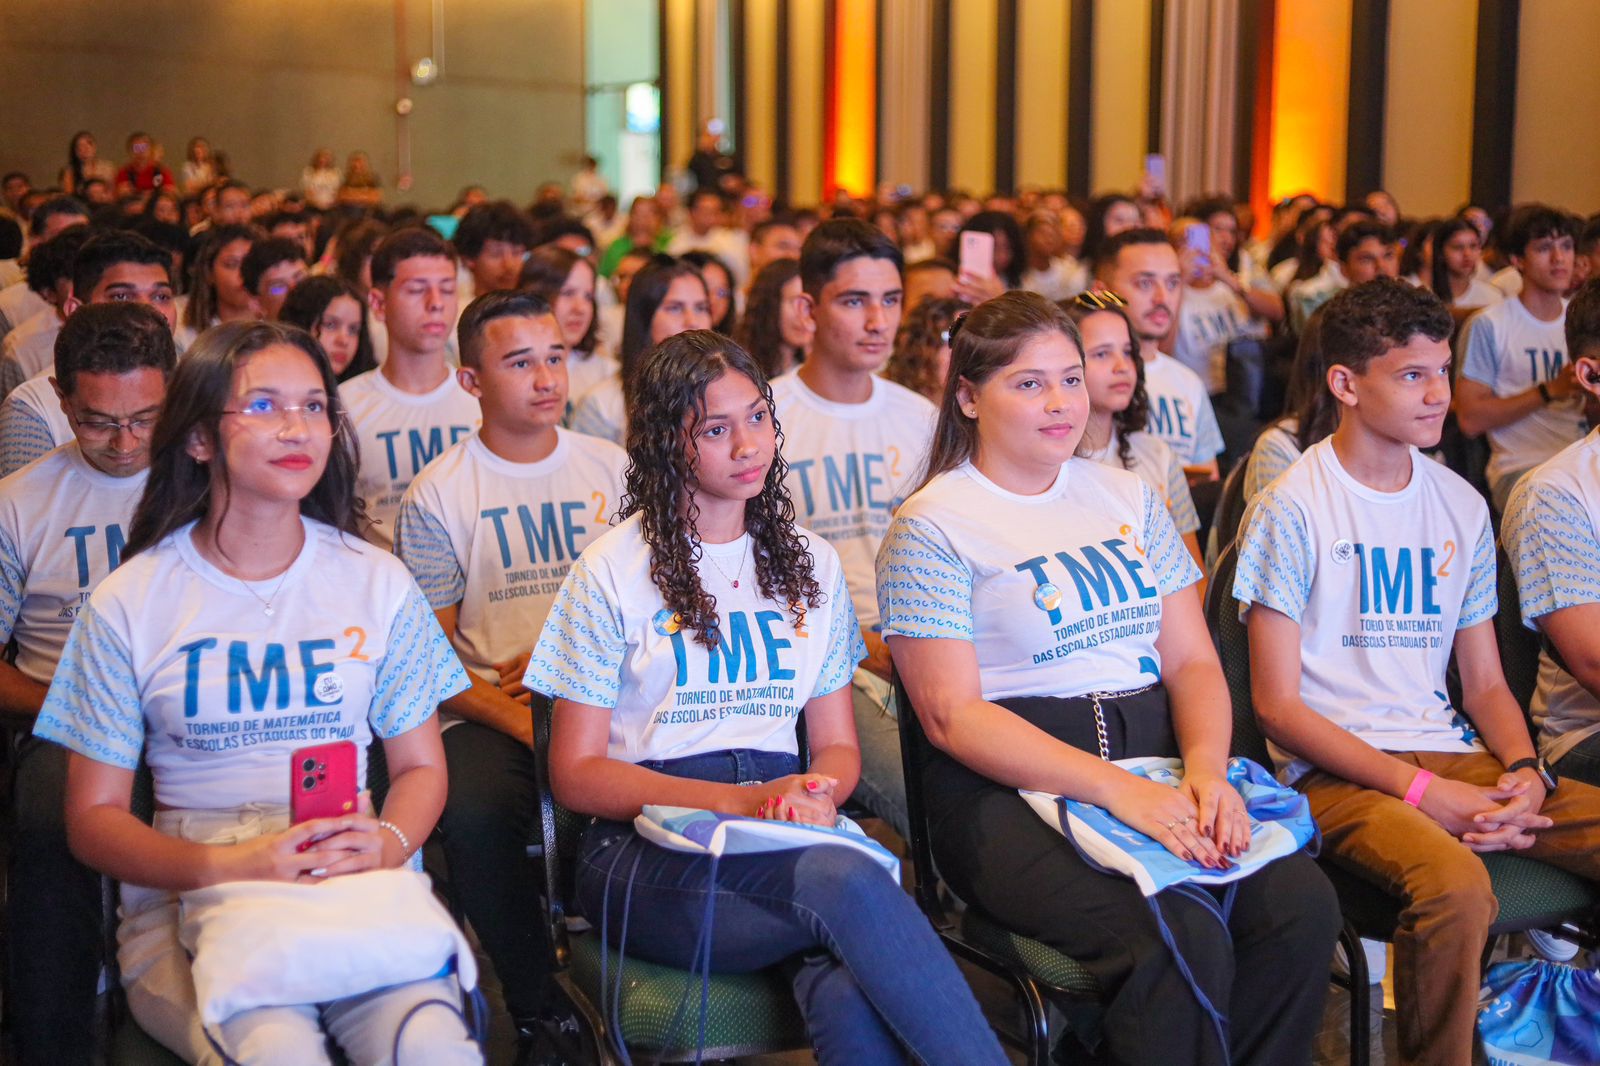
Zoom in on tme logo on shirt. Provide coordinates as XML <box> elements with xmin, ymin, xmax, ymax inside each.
<box><xmin>1015</xmin><ymin>539</ymin><xmax>1158</xmax><ymax>627</ymax></box>
<box><xmin>65</xmin><ymin>523</ymin><xmax>126</xmax><ymax>587</ymax></box>
<box><xmin>1351</xmin><ymin>542</ymin><xmax>1451</xmax><ymax>616</ymax></box>
<box><xmin>178</xmin><ymin>630</ymin><xmax>367</xmax><ymax>715</ymax></box>
<box><xmin>667</xmin><ymin>610</ymin><xmax>798</xmax><ymax>686</ymax></box>
<box><xmin>787</xmin><ymin>451</ymin><xmax>903</xmax><ymax>516</ymax></box>
<box><xmin>375</xmin><ymin>426</ymin><xmax>474</xmax><ymax>480</ymax></box>
<box><xmin>1146</xmin><ymin>398</ymin><xmax>1193</xmax><ymax>443</ymax></box>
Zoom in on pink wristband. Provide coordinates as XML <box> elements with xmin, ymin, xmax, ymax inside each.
<box><xmin>1403</xmin><ymin>769</ymin><xmax>1434</xmax><ymax>807</ymax></box>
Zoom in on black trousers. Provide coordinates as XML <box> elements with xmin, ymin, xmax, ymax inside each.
<box><xmin>927</xmin><ymin>688</ymin><xmax>1340</xmax><ymax>1066</ymax></box>
<box><xmin>438</xmin><ymin>720</ymin><xmax>550</xmax><ymax>1021</ymax></box>
<box><xmin>7</xmin><ymin>737</ymin><xmax>101</xmax><ymax>1066</ymax></box>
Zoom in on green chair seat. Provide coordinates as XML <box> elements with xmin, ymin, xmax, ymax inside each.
<box><xmin>1485</xmin><ymin>853</ymin><xmax>1600</xmax><ymax>929</ymax></box>
<box><xmin>959</xmin><ymin>909</ymin><xmax>1101</xmax><ymax>997</ymax></box>
<box><xmin>566</xmin><ymin>932</ymin><xmax>807</xmax><ymax>1062</ymax></box>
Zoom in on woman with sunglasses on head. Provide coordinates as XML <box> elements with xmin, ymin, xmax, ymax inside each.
<box><xmin>525</xmin><ymin>329</ymin><xmax>1008</xmax><ymax>1066</ymax></box>
<box><xmin>34</xmin><ymin>321</ymin><xmax>480</xmax><ymax>1064</ymax></box>
<box><xmin>1063</xmin><ymin>291</ymin><xmax>1204</xmax><ymax>573</ymax></box>
<box><xmin>877</xmin><ymin>291</ymin><xmax>1338</xmax><ymax>1066</ymax></box>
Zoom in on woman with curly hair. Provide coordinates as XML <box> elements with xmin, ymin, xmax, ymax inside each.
<box><xmin>1063</xmin><ymin>291</ymin><xmax>1203</xmax><ymax>571</ymax></box>
<box><xmin>886</xmin><ymin>295</ymin><xmax>968</xmax><ymax>402</ymax></box>
<box><xmin>524</xmin><ymin>330</ymin><xmax>1007</xmax><ymax>1065</ymax></box>
<box><xmin>735</xmin><ymin>258</ymin><xmax>811</xmax><ymax>378</ymax></box>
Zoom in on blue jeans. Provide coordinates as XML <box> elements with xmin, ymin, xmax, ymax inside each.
<box><xmin>574</xmin><ymin>748</ymin><xmax>1006</xmax><ymax>1066</ymax></box>
<box><xmin>851</xmin><ymin>668</ymin><xmax>911</xmax><ymax>841</ymax></box>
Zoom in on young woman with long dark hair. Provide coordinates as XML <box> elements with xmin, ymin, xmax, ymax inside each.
<box><xmin>279</xmin><ymin>275</ymin><xmax>378</xmax><ymax>382</ymax></box>
<box><xmin>735</xmin><ymin>258</ymin><xmax>811</xmax><ymax>379</ymax></box>
<box><xmin>1429</xmin><ymin>217</ymin><xmax>1503</xmax><ymax>313</ymax></box>
<box><xmin>568</xmin><ymin>255</ymin><xmax>710</xmax><ymax>444</ymax></box>
<box><xmin>35</xmin><ymin>322</ymin><xmax>479</xmax><ymax>1063</ymax></box>
<box><xmin>525</xmin><ymin>329</ymin><xmax>1007</xmax><ymax>1065</ymax></box>
<box><xmin>517</xmin><ymin>244</ymin><xmax>614</xmax><ymax>403</ymax></box>
<box><xmin>878</xmin><ymin>291</ymin><xmax>1338</xmax><ymax>1066</ymax></box>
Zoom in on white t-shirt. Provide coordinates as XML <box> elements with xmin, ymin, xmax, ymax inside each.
<box><xmin>524</xmin><ymin>514</ymin><xmax>866</xmax><ymax>763</ymax></box>
<box><xmin>768</xmin><ymin>371</ymin><xmax>936</xmax><ymax>630</ymax></box>
<box><xmin>0</xmin><ymin>283</ymin><xmax>47</xmax><ymax>338</ymax></box>
<box><xmin>1459</xmin><ymin>295</ymin><xmax>1585</xmax><ymax>508</ymax></box>
<box><xmin>1</xmin><ymin>310</ymin><xmax>60</xmax><ymax>395</ymax></box>
<box><xmin>0</xmin><ymin>371</ymin><xmax>72</xmax><ymax>478</ymax></box>
<box><xmin>1502</xmin><ymin>429</ymin><xmax>1600</xmax><ymax>760</ymax></box>
<box><xmin>1491</xmin><ymin>265</ymin><xmax>1523</xmax><ymax>298</ymax></box>
<box><xmin>1173</xmin><ymin>282</ymin><xmax>1254</xmax><ymax>394</ymax></box>
<box><xmin>1141</xmin><ymin>351</ymin><xmax>1225</xmax><ymax>466</ymax></box>
<box><xmin>1082</xmin><ymin>429</ymin><xmax>1200</xmax><ymax>535</ymax></box>
<box><xmin>877</xmin><ymin>459</ymin><xmax>1201</xmax><ymax>701</ymax></box>
<box><xmin>569</xmin><ymin>374</ymin><xmax>626</xmax><ymax>445</ymax></box>
<box><xmin>33</xmin><ymin>517</ymin><xmax>469</xmax><ymax>810</ymax></box>
<box><xmin>566</xmin><ymin>351</ymin><xmax>619</xmax><ymax>415</ymax></box>
<box><xmin>340</xmin><ymin>368</ymin><xmax>482</xmax><ymax>550</ymax></box>
<box><xmin>395</xmin><ymin>428</ymin><xmax>627</xmax><ymax>681</ymax></box>
<box><xmin>1453</xmin><ymin>278</ymin><xmax>1504</xmax><ymax>311</ymax></box>
<box><xmin>1021</xmin><ymin>258</ymin><xmax>1089</xmax><ymax>303</ymax></box>
<box><xmin>1233</xmin><ymin>438</ymin><xmax>1496</xmax><ymax>783</ymax></box>
<box><xmin>1243</xmin><ymin>420</ymin><xmax>1302</xmax><ymax>503</ymax></box>
<box><xmin>0</xmin><ymin>443</ymin><xmax>146</xmax><ymax>684</ymax></box>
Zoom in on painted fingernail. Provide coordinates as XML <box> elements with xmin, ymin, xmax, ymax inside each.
<box><xmin>787</xmin><ymin>805</ymin><xmax>795</xmax><ymax>820</ymax></box>
<box><xmin>805</xmin><ymin>780</ymin><xmax>819</xmax><ymax>792</ymax></box>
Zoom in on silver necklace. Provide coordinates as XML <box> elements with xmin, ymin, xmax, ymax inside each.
<box><xmin>703</xmin><ymin>543</ymin><xmax>748</xmax><ymax>589</ymax></box>
<box><xmin>239</xmin><ymin>569</ymin><xmax>292</xmax><ymax>616</ymax></box>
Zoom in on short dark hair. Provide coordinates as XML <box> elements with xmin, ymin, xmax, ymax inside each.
<box><xmin>240</xmin><ymin>237</ymin><xmax>308</xmax><ymax>295</ymax></box>
<box><xmin>798</xmin><ymin>218</ymin><xmax>903</xmax><ymax>297</ymax></box>
<box><xmin>29</xmin><ymin>195</ymin><xmax>90</xmax><ymax>239</ymax></box>
<box><xmin>453</xmin><ymin>201</ymin><xmax>536</xmax><ymax>259</ymax></box>
<box><xmin>26</xmin><ymin>226</ymin><xmax>95</xmax><ymax>297</ymax></box>
<box><xmin>261</xmin><ymin>209</ymin><xmax>308</xmax><ymax>233</ymax></box>
<box><xmin>1336</xmin><ymin>220</ymin><xmax>1396</xmax><ymax>263</ymax></box>
<box><xmin>533</xmin><ymin>216</ymin><xmax>595</xmax><ymax>251</ymax></box>
<box><xmin>1580</xmin><ymin>215</ymin><xmax>1600</xmax><ymax>256</ymax></box>
<box><xmin>750</xmin><ymin>218</ymin><xmax>797</xmax><ymax>246</ymax></box>
<box><xmin>0</xmin><ymin>214</ymin><xmax>21</xmax><ymax>260</ymax></box>
<box><xmin>1318</xmin><ymin>277</ymin><xmax>1452</xmax><ymax>375</ymax></box>
<box><xmin>1093</xmin><ymin>226</ymin><xmax>1173</xmax><ymax>278</ymax></box>
<box><xmin>54</xmin><ymin>301</ymin><xmax>176</xmax><ymax>395</ymax></box>
<box><xmin>1504</xmin><ymin>204</ymin><xmax>1581</xmax><ymax>259</ymax></box>
<box><xmin>906</xmin><ymin>256</ymin><xmax>958</xmax><ymax>277</ymax></box>
<box><xmin>370</xmin><ymin>226</ymin><xmax>457</xmax><ymax>288</ymax></box>
<box><xmin>1</xmin><ymin>172</ymin><xmax>27</xmax><ymax>187</ymax></box>
<box><xmin>72</xmin><ymin>230</ymin><xmax>172</xmax><ymax>299</ymax></box>
<box><xmin>1565</xmin><ymin>278</ymin><xmax>1600</xmax><ymax>362</ymax></box>
<box><xmin>456</xmin><ymin>290</ymin><xmax>554</xmax><ymax>368</ymax></box>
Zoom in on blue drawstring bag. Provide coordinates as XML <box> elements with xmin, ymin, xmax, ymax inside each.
<box><xmin>1479</xmin><ymin>959</ymin><xmax>1600</xmax><ymax>1065</ymax></box>
<box><xmin>1020</xmin><ymin>756</ymin><xmax>1320</xmax><ymax>1062</ymax></box>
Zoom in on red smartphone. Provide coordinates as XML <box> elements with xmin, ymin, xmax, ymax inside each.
<box><xmin>290</xmin><ymin>741</ymin><xmax>358</xmax><ymax>825</ymax></box>
<box><xmin>959</xmin><ymin>230</ymin><xmax>996</xmax><ymax>280</ymax></box>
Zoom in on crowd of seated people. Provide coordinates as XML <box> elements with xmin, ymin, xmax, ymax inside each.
<box><xmin>5</xmin><ymin>129</ymin><xmax>1600</xmax><ymax>1066</ymax></box>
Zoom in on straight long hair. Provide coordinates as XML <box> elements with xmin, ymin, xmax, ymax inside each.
<box><xmin>125</xmin><ymin>321</ymin><xmax>366</xmax><ymax>559</ymax></box>
<box><xmin>918</xmin><ymin>291</ymin><xmax>1083</xmax><ymax>492</ymax></box>
<box><xmin>1060</xmin><ymin>300</ymin><xmax>1148</xmax><ymax>468</ymax></box>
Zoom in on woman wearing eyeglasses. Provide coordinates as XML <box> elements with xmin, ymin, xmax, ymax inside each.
<box><xmin>1063</xmin><ymin>290</ymin><xmax>1205</xmax><ymax>575</ymax></box>
<box><xmin>34</xmin><ymin>321</ymin><xmax>480</xmax><ymax>1063</ymax></box>
<box><xmin>877</xmin><ymin>292</ymin><xmax>1338</xmax><ymax>1066</ymax></box>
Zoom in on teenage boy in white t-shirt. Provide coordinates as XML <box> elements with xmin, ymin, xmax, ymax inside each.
<box><xmin>1235</xmin><ymin>278</ymin><xmax>1600</xmax><ymax>1066</ymax></box>
<box><xmin>1169</xmin><ymin>219</ymin><xmax>1257</xmax><ymax>395</ymax></box>
<box><xmin>239</xmin><ymin>236</ymin><xmax>308</xmax><ymax>322</ymax></box>
<box><xmin>0</xmin><ymin>226</ymin><xmax>89</xmax><ymax>400</ymax></box>
<box><xmin>1096</xmin><ymin>228</ymin><xmax>1225</xmax><ymax>479</ymax></box>
<box><xmin>394</xmin><ymin>291</ymin><xmax>625</xmax><ymax>1033</ymax></box>
<box><xmin>1503</xmin><ymin>278</ymin><xmax>1600</xmax><ymax>787</ymax></box>
<box><xmin>6</xmin><ymin>303</ymin><xmax>174</xmax><ymax>1066</ymax></box>
<box><xmin>767</xmin><ymin>218</ymin><xmax>930</xmax><ymax>838</ymax></box>
<box><xmin>1457</xmin><ymin>206</ymin><xmax>1586</xmax><ymax>511</ymax></box>
<box><xmin>341</xmin><ymin>228</ymin><xmax>481</xmax><ymax>549</ymax></box>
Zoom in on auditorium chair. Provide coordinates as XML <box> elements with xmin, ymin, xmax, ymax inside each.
<box><xmin>530</xmin><ymin>695</ymin><xmax>810</xmax><ymax>1064</ymax></box>
<box><xmin>893</xmin><ymin>677</ymin><xmax>1103</xmax><ymax>1066</ymax></box>
<box><xmin>1205</xmin><ymin>542</ymin><xmax>1600</xmax><ymax>1066</ymax></box>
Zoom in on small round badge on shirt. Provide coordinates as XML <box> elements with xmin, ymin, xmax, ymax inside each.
<box><xmin>1033</xmin><ymin>583</ymin><xmax>1063</xmax><ymax>612</ymax></box>
<box><xmin>652</xmin><ymin>609</ymin><xmax>683</xmax><ymax>636</ymax></box>
<box><xmin>1330</xmin><ymin>539</ymin><xmax>1356</xmax><ymax>565</ymax></box>
<box><xmin>314</xmin><ymin>672</ymin><xmax>344</xmax><ymax>703</ymax></box>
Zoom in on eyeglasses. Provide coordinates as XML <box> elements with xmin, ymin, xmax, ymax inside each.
<box><xmin>1071</xmin><ymin>289</ymin><xmax>1128</xmax><ymax>311</ymax></box>
<box><xmin>74</xmin><ymin>415</ymin><xmax>157</xmax><ymax>441</ymax></box>
<box><xmin>221</xmin><ymin>397</ymin><xmax>334</xmax><ymax>432</ymax></box>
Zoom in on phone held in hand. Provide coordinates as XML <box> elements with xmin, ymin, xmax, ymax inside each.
<box><xmin>290</xmin><ymin>740</ymin><xmax>358</xmax><ymax>827</ymax></box>
<box><xmin>959</xmin><ymin>230</ymin><xmax>996</xmax><ymax>280</ymax></box>
<box><xmin>1185</xmin><ymin>223</ymin><xmax>1212</xmax><ymax>258</ymax></box>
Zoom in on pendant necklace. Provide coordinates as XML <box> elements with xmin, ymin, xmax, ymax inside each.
<box><xmin>704</xmin><ymin>543</ymin><xmax>748</xmax><ymax>589</ymax></box>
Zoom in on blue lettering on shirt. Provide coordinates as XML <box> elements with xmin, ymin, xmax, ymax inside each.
<box><xmin>668</xmin><ymin>609</ymin><xmax>798</xmax><ymax>686</ymax></box>
<box><xmin>1524</xmin><ymin>347</ymin><xmax>1566</xmax><ymax>384</ymax></box>
<box><xmin>479</xmin><ymin>501</ymin><xmax>590</xmax><ymax>567</ymax></box>
<box><xmin>1147</xmin><ymin>397</ymin><xmax>1193</xmax><ymax>443</ymax></box>
<box><xmin>378</xmin><ymin>425</ymin><xmax>475</xmax><ymax>479</ymax></box>
<box><xmin>180</xmin><ymin>638</ymin><xmax>349</xmax><ymax>716</ymax></box>
<box><xmin>793</xmin><ymin>452</ymin><xmax>894</xmax><ymax>517</ymax></box>
<box><xmin>1354</xmin><ymin>544</ymin><xmax>1443</xmax><ymax>616</ymax></box>
<box><xmin>1014</xmin><ymin>540</ymin><xmax>1160</xmax><ymax>626</ymax></box>
<box><xmin>63</xmin><ymin>523</ymin><xmax>126</xmax><ymax>588</ymax></box>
